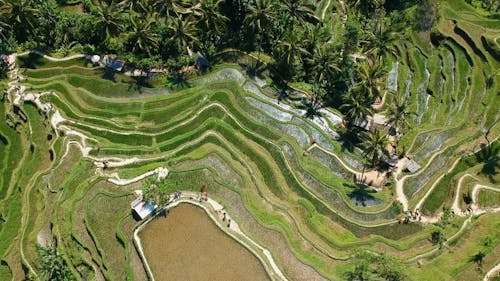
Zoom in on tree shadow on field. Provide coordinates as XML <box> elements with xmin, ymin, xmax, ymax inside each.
<box><xmin>102</xmin><ymin>67</ymin><xmax>117</xmax><ymax>82</ymax></box>
<box><xmin>337</xmin><ymin>126</ymin><xmax>363</xmax><ymax>153</ymax></box>
<box><xmin>17</xmin><ymin>53</ymin><xmax>45</xmax><ymax>69</ymax></box>
<box><xmin>239</xmin><ymin>58</ymin><xmax>266</xmax><ymax>80</ymax></box>
<box><xmin>475</xmin><ymin>142</ymin><xmax>499</xmax><ymax>183</ymax></box>
<box><xmin>343</xmin><ymin>182</ymin><xmax>378</xmax><ymax>207</ymax></box>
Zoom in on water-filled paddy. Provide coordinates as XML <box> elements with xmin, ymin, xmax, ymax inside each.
<box><xmin>139</xmin><ymin>204</ymin><xmax>270</xmax><ymax>281</ymax></box>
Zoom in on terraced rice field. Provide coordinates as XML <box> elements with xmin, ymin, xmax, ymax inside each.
<box><xmin>0</xmin><ymin>2</ymin><xmax>499</xmax><ymax>280</ymax></box>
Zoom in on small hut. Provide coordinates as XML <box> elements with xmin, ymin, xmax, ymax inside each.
<box><xmin>194</xmin><ymin>52</ymin><xmax>209</xmax><ymax>69</ymax></box>
<box><xmin>131</xmin><ymin>190</ymin><xmax>157</xmax><ymax>220</ymax></box>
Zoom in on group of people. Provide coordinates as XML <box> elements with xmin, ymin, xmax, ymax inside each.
<box><xmin>222</xmin><ymin>211</ymin><xmax>232</xmax><ymax>228</ymax></box>
<box><xmin>452</xmin><ymin>206</ymin><xmax>473</xmax><ymax>216</ymax></box>
<box><xmin>197</xmin><ymin>191</ymin><xmax>209</xmax><ymax>202</ymax></box>
<box><xmin>217</xmin><ymin>209</ymin><xmax>232</xmax><ymax>228</ymax></box>
<box><xmin>172</xmin><ymin>191</ymin><xmax>182</xmax><ymax>200</ymax></box>
<box><xmin>399</xmin><ymin>208</ymin><xmax>423</xmax><ymax>224</ymax></box>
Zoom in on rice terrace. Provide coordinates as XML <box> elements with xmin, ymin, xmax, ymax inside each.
<box><xmin>0</xmin><ymin>0</ymin><xmax>499</xmax><ymax>280</ymax></box>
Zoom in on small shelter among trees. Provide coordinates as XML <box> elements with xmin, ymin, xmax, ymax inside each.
<box><xmin>131</xmin><ymin>190</ymin><xmax>157</xmax><ymax>220</ymax></box>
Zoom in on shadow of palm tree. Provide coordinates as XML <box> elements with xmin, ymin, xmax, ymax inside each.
<box><xmin>343</xmin><ymin>182</ymin><xmax>378</xmax><ymax>207</ymax></box>
<box><xmin>239</xmin><ymin>58</ymin><xmax>266</xmax><ymax>79</ymax></box>
<box><xmin>102</xmin><ymin>67</ymin><xmax>117</xmax><ymax>82</ymax></box>
<box><xmin>166</xmin><ymin>71</ymin><xmax>190</xmax><ymax>89</ymax></box>
<box><xmin>475</xmin><ymin>142</ymin><xmax>499</xmax><ymax>183</ymax></box>
<box><xmin>17</xmin><ymin>52</ymin><xmax>45</xmax><ymax>69</ymax></box>
<box><xmin>469</xmin><ymin>251</ymin><xmax>485</xmax><ymax>267</ymax></box>
<box><xmin>277</xmin><ymin>88</ymin><xmax>290</xmax><ymax>103</ymax></box>
<box><xmin>127</xmin><ymin>81</ymin><xmax>143</xmax><ymax>94</ymax></box>
<box><xmin>337</xmin><ymin>127</ymin><xmax>363</xmax><ymax>153</ymax></box>
<box><xmin>297</xmin><ymin>96</ymin><xmax>323</xmax><ymax>119</ymax></box>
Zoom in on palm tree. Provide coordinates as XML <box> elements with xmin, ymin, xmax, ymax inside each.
<box><xmin>302</xmin><ymin>24</ymin><xmax>331</xmax><ymax>54</ymax></box>
<box><xmin>361</xmin><ymin>129</ymin><xmax>389</xmax><ymax>168</ymax></box>
<box><xmin>354</xmin><ymin>55</ymin><xmax>386</xmax><ymax>102</ymax></box>
<box><xmin>277</xmin><ymin>31</ymin><xmax>309</xmax><ymax>65</ymax></box>
<box><xmin>126</xmin><ymin>16</ymin><xmax>159</xmax><ymax>55</ymax></box>
<box><xmin>0</xmin><ymin>0</ymin><xmax>38</xmax><ymax>39</ymax></box>
<box><xmin>307</xmin><ymin>44</ymin><xmax>340</xmax><ymax>84</ymax></box>
<box><xmin>349</xmin><ymin>0</ymin><xmax>384</xmax><ymax>17</ymax></box>
<box><xmin>151</xmin><ymin>0</ymin><xmax>181</xmax><ymax>18</ymax></box>
<box><xmin>363</xmin><ymin>17</ymin><xmax>398</xmax><ymax>59</ymax></box>
<box><xmin>244</xmin><ymin>0</ymin><xmax>277</xmax><ymax>51</ymax></box>
<box><xmin>196</xmin><ymin>0</ymin><xmax>228</xmax><ymax>44</ymax></box>
<box><xmin>167</xmin><ymin>15</ymin><xmax>199</xmax><ymax>51</ymax></box>
<box><xmin>340</xmin><ymin>93</ymin><xmax>374</xmax><ymax>127</ymax></box>
<box><xmin>118</xmin><ymin>0</ymin><xmax>149</xmax><ymax>14</ymax></box>
<box><xmin>279</xmin><ymin>0</ymin><xmax>318</xmax><ymax>26</ymax></box>
<box><xmin>385</xmin><ymin>94</ymin><xmax>414</xmax><ymax>134</ymax></box>
<box><xmin>93</xmin><ymin>0</ymin><xmax>124</xmax><ymax>40</ymax></box>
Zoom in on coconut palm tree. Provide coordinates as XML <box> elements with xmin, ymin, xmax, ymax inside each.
<box><xmin>385</xmin><ymin>94</ymin><xmax>414</xmax><ymax>134</ymax></box>
<box><xmin>354</xmin><ymin>55</ymin><xmax>385</xmax><ymax>102</ymax></box>
<box><xmin>196</xmin><ymin>0</ymin><xmax>228</xmax><ymax>44</ymax></box>
<box><xmin>152</xmin><ymin>0</ymin><xmax>181</xmax><ymax>18</ymax></box>
<box><xmin>340</xmin><ymin>93</ymin><xmax>374</xmax><ymax>127</ymax></box>
<box><xmin>244</xmin><ymin>0</ymin><xmax>277</xmax><ymax>51</ymax></box>
<box><xmin>0</xmin><ymin>0</ymin><xmax>38</xmax><ymax>39</ymax></box>
<box><xmin>349</xmin><ymin>0</ymin><xmax>384</xmax><ymax>18</ymax></box>
<box><xmin>93</xmin><ymin>0</ymin><xmax>124</xmax><ymax>40</ymax></box>
<box><xmin>363</xmin><ymin>17</ymin><xmax>398</xmax><ymax>59</ymax></box>
<box><xmin>118</xmin><ymin>0</ymin><xmax>150</xmax><ymax>14</ymax></box>
<box><xmin>307</xmin><ymin>44</ymin><xmax>340</xmax><ymax>84</ymax></box>
<box><xmin>470</xmin><ymin>251</ymin><xmax>486</xmax><ymax>267</ymax></box>
<box><xmin>302</xmin><ymin>24</ymin><xmax>331</xmax><ymax>54</ymax></box>
<box><xmin>277</xmin><ymin>31</ymin><xmax>309</xmax><ymax>66</ymax></box>
<box><xmin>279</xmin><ymin>0</ymin><xmax>318</xmax><ymax>26</ymax></box>
<box><xmin>475</xmin><ymin>143</ymin><xmax>499</xmax><ymax>183</ymax></box>
<box><xmin>361</xmin><ymin>129</ymin><xmax>389</xmax><ymax>168</ymax></box>
<box><xmin>126</xmin><ymin>16</ymin><xmax>159</xmax><ymax>55</ymax></box>
<box><xmin>167</xmin><ymin>15</ymin><xmax>199</xmax><ymax>50</ymax></box>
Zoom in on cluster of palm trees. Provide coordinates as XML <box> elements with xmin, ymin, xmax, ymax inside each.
<box><xmin>0</xmin><ymin>0</ymin><xmax>414</xmax><ymax>168</ymax></box>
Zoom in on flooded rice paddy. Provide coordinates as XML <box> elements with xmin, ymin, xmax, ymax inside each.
<box><xmin>139</xmin><ymin>204</ymin><xmax>270</xmax><ymax>281</ymax></box>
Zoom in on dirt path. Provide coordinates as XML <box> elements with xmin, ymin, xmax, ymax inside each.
<box><xmin>321</xmin><ymin>0</ymin><xmax>331</xmax><ymax>20</ymax></box>
<box><xmin>371</xmin><ymin>91</ymin><xmax>388</xmax><ymax>111</ymax></box>
<box><xmin>451</xmin><ymin>174</ymin><xmax>481</xmax><ymax>212</ymax></box>
<box><xmin>394</xmin><ymin>146</ymin><xmax>451</xmax><ymax>212</ymax></box>
<box><xmin>470</xmin><ymin>185</ymin><xmax>500</xmax><ymax>212</ymax></box>
<box><xmin>484</xmin><ymin>262</ymin><xmax>500</xmax><ymax>281</ymax></box>
<box><xmin>25</xmin><ymin>50</ymin><xmax>85</xmax><ymax>61</ymax></box>
<box><xmin>107</xmin><ymin>167</ymin><xmax>168</xmax><ymax>185</ymax></box>
<box><xmin>414</xmin><ymin>157</ymin><xmax>461</xmax><ymax>211</ymax></box>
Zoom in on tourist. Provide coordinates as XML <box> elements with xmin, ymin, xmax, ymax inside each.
<box><xmin>227</xmin><ymin>218</ymin><xmax>231</xmax><ymax>228</ymax></box>
<box><xmin>222</xmin><ymin>212</ymin><xmax>226</xmax><ymax>222</ymax></box>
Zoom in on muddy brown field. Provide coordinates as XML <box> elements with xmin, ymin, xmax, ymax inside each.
<box><xmin>139</xmin><ymin>204</ymin><xmax>270</xmax><ymax>281</ymax></box>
